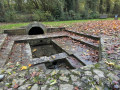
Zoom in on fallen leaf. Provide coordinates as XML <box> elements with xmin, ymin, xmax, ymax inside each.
<box><xmin>13</xmin><ymin>83</ymin><xmax>19</xmax><ymax>89</ymax></box>
<box><xmin>27</xmin><ymin>86</ymin><xmax>31</xmax><ymax>89</ymax></box>
<box><xmin>52</xmin><ymin>55</ymin><xmax>56</xmax><ymax>59</ymax></box>
<box><xmin>107</xmin><ymin>50</ymin><xmax>114</xmax><ymax>54</ymax></box>
<box><xmin>28</xmin><ymin>64</ymin><xmax>32</xmax><ymax>67</ymax></box>
<box><xmin>32</xmin><ymin>49</ymin><xmax>37</xmax><ymax>52</ymax></box>
<box><xmin>105</xmin><ymin>61</ymin><xmax>115</xmax><ymax>66</ymax></box>
<box><xmin>21</xmin><ymin>66</ymin><xmax>27</xmax><ymax>70</ymax></box>
<box><xmin>51</xmin><ymin>70</ymin><xmax>57</xmax><ymax>76</ymax></box>
<box><xmin>74</xmin><ymin>86</ymin><xmax>79</xmax><ymax>90</ymax></box>
<box><xmin>31</xmin><ymin>72</ymin><xmax>37</xmax><ymax>77</ymax></box>
<box><xmin>50</xmin><ymin>79</ymin><xmax>57</xmax><ymax>85</ymax></box>
<box><xmin>16</xmin><ymin>62</ymin><xmax>20</xmax><ymax>66</ymax></box>
<box><xmin>95</xmin><ymin>86</ymin><xmax>100</xmax><ymax>90</ymax></box>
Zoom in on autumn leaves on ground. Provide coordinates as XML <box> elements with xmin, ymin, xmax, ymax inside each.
<box><xmin>67</xmin><ymin>20</ymin><xmax>120</xmax><ymax>36</ymax></box>
<box><xmin>67</xmin><ymin>20</ymin><xmax>120</xmax><ymax>57</ymax></box>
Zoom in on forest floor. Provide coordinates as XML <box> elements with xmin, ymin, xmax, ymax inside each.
<box><xmin>0</xmin><ymin>18</ymin><xmax>114</xmax><ymax>33</ymax></box>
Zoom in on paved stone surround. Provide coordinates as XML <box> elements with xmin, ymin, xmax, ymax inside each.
<box><xmin>0</xmin><ymin>36</ymin><xmax>14</xmax><ymax>67</ymax></box>
<box><xmin>0</xmin><ymin>30</ymin><xmax>119</xmax><ymax>89</ymax></box>
<box><xmin>0</xmin><ymin>34</ymin><xmax>7</xmax><ymax>49</ymax></box>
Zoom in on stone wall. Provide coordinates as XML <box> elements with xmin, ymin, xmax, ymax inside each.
<box><xmin>47</xmin><ymin>27</ymin><xmax>65</xmax><ymax>33</ymax></box>
<box><xmin>4</xmin><ymin>28</ymin><xmax>26</xmax><ymax>35</ymax></box>
<box><xmin>4</xmin><ymin>27</ymin><xmax>65</xmax><ymax>35</ymax></box>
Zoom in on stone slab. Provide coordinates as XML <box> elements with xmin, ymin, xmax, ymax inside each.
<box><xmin>70</xmin><ymin>36</ymin><xmax>99</xmax><ymax>50</ymax></box>
<box><xmin>0</xmin><ymin>34</ymin><xmax>7</xmax><ymax>50</ymax></box>
<box><xmin>74</xmin><ymin>53</ymin><xmax>94</xmax><ymax>65</ymax></box>
<box><xmin>0</xmin><ymin>40</ymin><xmax>14</xmax><ymax>67</ymax></box>
<box><xmin>31</xmin><ymin>52</ymin><xmax>68</xmax><ymax>65</ymax></box>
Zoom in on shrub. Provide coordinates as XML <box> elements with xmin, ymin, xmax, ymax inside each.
<box><xmin>15</xmin><ymin>14</ymin><xmax>34</xmax><ymax>22</ymax></box>
<box><xmin>33</xmin><ymin>10</ymin><xmax>53</xmax><ymax>21</ymax></box>
<box><xmin>74</xmin><ymin>13</ymin><xmax>82</xmax><ymax>20</ymax></box>
<box><xmin>33</xmin><ymin>10</ymin><xmax>45</xmax><ymax>21</ymax></box>
<box><xmin>44</xmin><ymin>11</ymin><xmax>53</xmax><ymax>21</ymax></box>
<box><xmin>90</xmin><ymin>11</ymin><xmax>99</xmax><ymax>19</ymax></box>
<box><xmin>69</xmin><ymin>10</ymin><xmax>75</xmax><ymax>20</ymax></box>
<box><xmin>4</xmin><ymin>10</ymin><xmax>17</xmax><ymax>22</ymax></box>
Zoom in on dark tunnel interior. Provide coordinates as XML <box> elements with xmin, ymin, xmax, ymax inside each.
<box><xmin>28</xmin><ymin>27</ymin><xmax>44</xmax><ymax>35</ymax></box>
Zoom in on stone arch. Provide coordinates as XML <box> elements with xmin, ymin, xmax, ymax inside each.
<box><xmin>26</xmin><ymin>22</ymin><xmax>47</xmax><ymax>35</ymax></box>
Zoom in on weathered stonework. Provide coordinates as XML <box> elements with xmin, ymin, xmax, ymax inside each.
<box><xmin>0</xmin><ymin>24</ymin><xmax>119</xmax><ymax>89</ymax></box>
<box><xmin>4</xmin><ymin>22</ymin><xmax>66</xmax><ymax>35</ymax></box>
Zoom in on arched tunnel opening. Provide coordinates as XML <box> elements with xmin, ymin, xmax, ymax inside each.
<box><xmin>28</xmin><ymin>27</ymin><xmax>44</xmax><ymax>35</ymax></box>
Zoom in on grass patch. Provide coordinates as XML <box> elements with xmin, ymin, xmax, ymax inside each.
<box><xmin>43</xmin><ymin>18</ymin><xmax>113</xmax><ymax>27</ymax></box>
<box><xmin>0</xmin><ymin>18</ymin><xmax>114</xmax><ymax>33</ymax></box>
<box><xmin>0</xmin><ymin>23</ymin><xmax>29</xmax><ymax>30</ymax></box>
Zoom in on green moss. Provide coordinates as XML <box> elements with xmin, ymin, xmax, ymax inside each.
<box><xmin>94</xmin><ymin>63</ymin><xmax>100</xmax><ymax>68</ymax></box>
<box><xmin>114</xmin><ymin>65</ymin><xmax>120</xmax><ymax>70</ymax></box>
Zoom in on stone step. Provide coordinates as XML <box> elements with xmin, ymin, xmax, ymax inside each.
<box><xmin>73</xmin><ymin>53</ymin><xmax>95</xmax><ymax>66</ymax></box>
<box><xmin>31</xmin><ymin>52</ymin><xmax>68</xmax><ymax>65</ymax></box>
<box><xmin>8</xmin><ymin>43</ymin><xmax>22</xmax><ymax>63</ymax></box>
<box><xmin>52</xmin><ymin>37</ymin><xmax>99</xmax><ymax>56</ymax></box>
<box><xmin>52</xmin><ymin>37</ymin><xmax>99</xmax><ymax>63</ymax></box>
<box><xmin>50</xmin><ymin>53</ymin><xmax>68</xmax><ymax>62</ymax></box>
<box><xmin>66</xmin><ymin>56</ymin><xmax>83</xmax><ymax>68</ymax></box>
<box><xmin>15</xmin><ymin>34</ymin><xmax>67</xmax><ymax>43</ymax></box>
<box><xmin>51</xmin><ymin>40</ymin><xmax>73</xmax><ymax>55</ymax></box>
<box><xmin>64</xmin><ymin>29</ymin><xmax>100</xmax><ymax>40</ymax></box>
<box><xmin>0</xmin><ymin>36</ymin><xmax>14</xmax><ymax>67</ymax></box>
<box><xmin>63</xmin><ymin>30</ymin><xmax>99</xmax><ymax>46</ymax></box>
<box><xmin>0</xmin><ymin>34</ymin><xmax>7</xmax><ymax>50</ymax></box>
<box><xmin>8</xmin><ymin>43</ymin><xmax>32</xmax><ymax>66</ymax></box>
<box><xmin>21</xmin><ymin>43</ymin><xmax>33</xmax><ymax>65</ymax></box>
<box><xmin>30</xmin><ymin>52</ymin><xmax>83</xmax><ymax>69</ymax></box>
<box><xmin>70</xmin><ymin>36</ymin><xmax>99</xmax><ymax>50</ymax></box>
